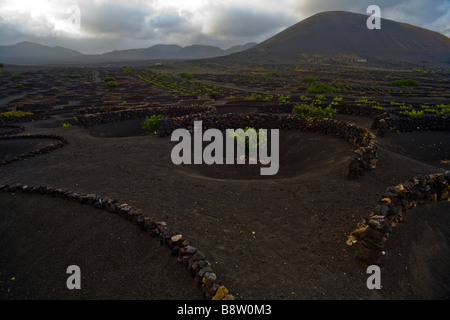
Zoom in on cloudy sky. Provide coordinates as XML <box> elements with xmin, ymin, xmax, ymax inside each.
<box><xmin>0</xmin><ymin>0</ymin><xmax>449</xmax><ymax>54</ymax></box>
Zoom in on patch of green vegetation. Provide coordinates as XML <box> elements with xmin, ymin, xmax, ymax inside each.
<box><xmin>244</xmin><ymin>92</ymin><xmax>263</xmax><ymax>101</ymax></box>
<box><xmin>105</xmin><ymin>80</ymin><xmax>119</xmax><ymax>88</ymax></box>
<box><xmin>306</xmin><ymin>83</ymin><xmax>340</xmax><ymax>93</ymax></box>
<box><xmin>277</xmin><ymin>94</ymin><xmax>291</xmax><ymax>103</ymax></box>
<box><xmin>420</xmin><ymin>104</ymin><xmax>450</xmax><ymax>115</ymax></box>
<box><xmin>401</xmin><ymin>109</ymin><xmax>424</xmax><ymax>117</ymax></box>
<box><xmin>180</xmin><ymin>72</ymin><xmax>194</xmax><ymax>80</ymax></box>
<box><xmin>103</xmin><ymin>77</ymin><xmax>116</xmax><ymax>82</ymax></box>
<box><xmin>61</xmin><ymin>122</ymin><xmax>72</xmax><ymax>127</ymax></box>
<box><xmin>228</xmin><ymin>126</ymin><xmax>267</xmax><ymax>159</ymax></box>
<box><xmin>0</xmin><ymin>70</ymin><xmax>12</xmax><ymax>76</ymax></box>
<box><xmin>292</xmin><ymin>103</ymin><xmax>337</xmax><ymax>118</ymax></box>
<box><xmin>302</xmin><ymin>76</ymin><xmax>319</xmax><ymax>83</ymax></box>
<box><xmin>435</xmin><ymin>104</ymin><xmax>450</xmax><ymax>115</ymax></box>
<box><xmin>265</xmin><ymin>72</ymin><xmax>278</xmax><ymax>77</ymax></box>
<box><xmin>354</xmin><ymin>96</ymin><xmax>385</xmax><ymax>110</ymax></box>
<box><xmin>299</xmin><ymin>95</ymin><xmax>311</xmax><ymax>101</ymax></box>
<box><xmin>399</xmin><ymin>104</ymin><xmax>413</xmax><ymax>111</ymax></box>
<box><xmin>15</xmin><ymin>83</ymin><xmax>24</xmax><ymax>88</ymax></box>
<box><xmin>0</xmin><ymin>111</ymin><xmax>34</xmax><ymax>120</ymax></box>
<box><xmin>66</xmin><ymin>74</ymin><xmax>82</xmax><ymax>79</ymax></box>
<box><xmin>141</xmin><ymin>114</ymin><xmax>167</xmax><ymax>135</ymax></box>
<box><xmin>10</xmin><ymin>74</ymin><xmax>25</xmax><ymax>80</ymax></box>
<box><xmin>389</xmin><ymin>79</ymin><xmax>420</xmax><ymax>87</ymax></box>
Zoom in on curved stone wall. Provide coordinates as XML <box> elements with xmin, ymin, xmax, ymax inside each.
<box><xmin>0</xmin><ymin>183</ymin><xmax>233</xmax><ymax>300</ymax></box>
<box><xmin>372</xmin><ymin>115</ymin><xmax>450</xmax><ymax>136</ymax></box>
<box><xmin>74</xmin><ymin>105</ymin><xmax>215</xmax><ymax>126</ymax></box>
<box><xmin>0</xmin><ymin>134</ymin><xmax>68</xmax><ymax>167</ymax></box>
<box><xmin>159</xmin><ymin>113</ymin><xmax>378</xmax><ymax>179</ymax></box>
<box><xmin>347</xmin><ymin>172</ymin><xmax>450</xmax><ymax>266</ymax></box>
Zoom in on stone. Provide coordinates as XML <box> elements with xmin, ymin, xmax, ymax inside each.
<box><xmin>212</xmin><ymin>286</ymin><xmax>229</xmax><ymax>300</ymax></box>
<box><xmin>205</xmin><ymin>283</ymin><xmax>220</xmax><ymax>300</ymax></box>
<box><xmin>142</xmin><ymin>217</ymin><xmax>158</xmax><ymax>229</ymax></box>
<box><xmin>191</xmin><ymin>260</ymin><xmax>211</xmax><ymax>275</ymax></box>
<box><xmin>198</xmin><ymin>266</ymin><xmax>213</xmax><ymax>278</ymax></box>
<box><xmin>94</xmin><ymin>199</ymin><xmax>103</xmax><ymax>208</ymax></box>
<box><xmin>171</xmin><ymin>234</ymin><xmax>183</xmax><ymax>242</ymax></box>
<box><xmin>202</xmin><ymin>272</ymin><xmax>217</xmax><ymax>283</ymax></box>
<box><xmin>107</xmin><ymin>203</ymin><xmax>118</xmax><ymax>213</ymax></box>
<box><xmin>358</xmin><ymin>242</ymin><xmax>381</xmax><ymax>266</ymax></box>
<box><xmin>171</xmin><ymin>246</ymin><xmax>180</xmax><ymax>256</ymax></box>
<box><xmin>179</xmin><ymin>245</ymin><xmax>197</xmax><ymax>256</ymax></box>
<box><xmin>364</xmin><ymin>227</ymin><xmax>388</xmax><ymax>244</ymax></box>
<box><xmin>373</xmin><ymin>205</ymin><xmax>389</xmax><ymax>217</ymax></box>
<box><xmin>180</xmin><ymin>239</ymin><xmax>191</xmax><ymax>247</ymax></box>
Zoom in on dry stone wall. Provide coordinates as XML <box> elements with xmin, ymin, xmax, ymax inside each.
<box><xmin>74</xmin><ymin>105</ymin><xmax>215</xmax><ymax>126</ymax></box>
<box><xmin>0</xmin><ymin>183</ymin><xmax>234</xmax><ymax>300</ymax></box>
<box><xmin>159</xmin><ymin>112</ymin><xmax>377</xmax><ymax>179</ymax></box>
<box><xmin>372</xmin><ymin>115</ymin><xmax>449</xmax><ymax>136</ymax></box>
<box><xmin>0</xmin><ymin>134</ymin><xmax>68</xmax><ymax>168</ymax></box>
<box><xmin>348</xmin><ymin>172</ymin><xmax>450</xmax><ymax>266</ymax></box>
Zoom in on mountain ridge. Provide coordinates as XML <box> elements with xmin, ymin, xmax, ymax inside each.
<box><xmin>0</xmin><ymin>41</ymin><xmax>257</xmax><ymax>65</ymax></box>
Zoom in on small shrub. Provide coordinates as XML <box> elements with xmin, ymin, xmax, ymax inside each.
<box><xmin>389</xmin><ymin>79</ymin><xmax>420</xmax><ymax>87</ymax></box>
<box><xmin>435</xmin><ymin>104</ymin><xmax>450</xmax><ymax>115</ymax></box>
<box><xmin>61</xmin><ymin>122</ymin><xmax>72</xmax><ymax>127</ymax></box>
<box><xmin>180</xmin><ymin>72</ymin><xmax>194</xmax><ymax>80</ymax></box>
<box><xmin>15</xmin><ymin>83</ymin><xmax>24</xmax><ymax>88</ymax></box>
<box><xmin>355</xmin><ymin>96</ymin><xmax>384</xmax><ymax>110</ymax></box>
<box><xmin>0</xmin><ymin>111</ymin><xmax>34</xmax><ymax>120</ymax></box>
<box><xmin>10</xmin><ymin>74</ymin><xmax>25</xmax><ymax>80</ymax></box>
<box><xmin>245</xmin><ymin>92</ymin><xmax>263</xmax><ymax>101</ymax></box>
<box><xmin>401</xmin><ymin>109</ymin><xmax>424</xmax><ymax>117</ymax></box>
<box><xmin>228</xmin><ymin>126</ymin><xmax>267</xmax><ymax>159</ymax></box>
<box><xmin>399</xmin><ymin>104</ymin><xmax>413</xmax><ymax>111</ymax></box>
<box><xmin>302</xmin><ymin>76</ymin><xmax>319</xmax><ymax>83</ymax></box>
<box><xmin>292</xmin><ymin>104</ymin><xmax>337</xmax><ymax>118</ymax></box>
<box><xmin>306</xmin><ymin>83</ymin><xmax>340</xmax><ymax>93</ymax></box>
<box><xmin>103</xmin><ymin>77</ymin><xmax>116</xmax><ymax>82</ymax></box>
<box><xmin>105</xmin><ymin>81</ymin><xmax>119</xmax><ymax>88</ymax></box>
<box><xmin>278</xmin><ymin>94</ymin><xmax>291</xmax><ymax>103</ymax></box>
<box><xmin>66</xmin><ymin>74</ymin><xmax>82</xmax><ymax>79</ymax></box>
<box><xmin>141</xmin><ymin>114</ymin><xmax>167</xmax><ymax>135</ymax></box>
<box><xmin>421</xmin><ymin>104</ymin><xmax>450</xmax><ymax>115</ymax></box>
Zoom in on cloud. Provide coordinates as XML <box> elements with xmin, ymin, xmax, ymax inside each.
<box><xmin>206</xmin><ymin>7</ymin><xmax>296</xmax><ymax>38</ymax></box>
<box><xmin>79</xmin><ymin>2</ymin><xmax>151</xmax><ymax>35</ymax></box>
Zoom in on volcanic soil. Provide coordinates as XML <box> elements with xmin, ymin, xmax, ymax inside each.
<box><xmin>1</xmin><ymin>112</ymin><xmax>449</xmax><ymax>300</ymax></box>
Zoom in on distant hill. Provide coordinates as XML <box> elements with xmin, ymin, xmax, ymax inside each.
<box><xmin>234</xmin><ymin>11</ymin><xmax>450</xmax><ymax>65</ymax></box>
<box><xmin>0</xmin><ymin>41</ymin><xmax>86</xmax><ymax>64</ymax></box>
<box><xmin>0</xmin><ymin>41</ymin><xmax>257</xmax><ymax>65</ymax></box>
<box><xmin>101</xmin><ymin>43</ymin><xmax>257</xmax><ymax>61</ymax></box>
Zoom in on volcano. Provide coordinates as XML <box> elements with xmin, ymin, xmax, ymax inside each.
<box><xmin>235</xmin><ymin>11</ymin><xmax>450</xmax><ymax>65</ymax></box>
